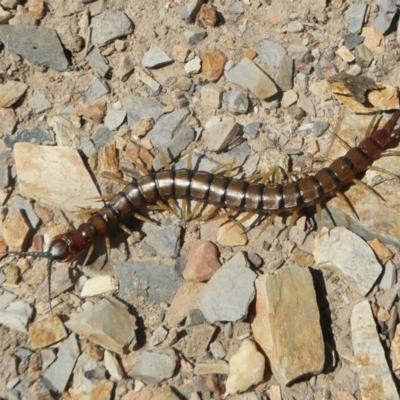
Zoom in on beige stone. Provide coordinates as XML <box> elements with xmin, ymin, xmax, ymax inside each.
<box><xmin>201</xmin><ymin>83</ymin><xmax>225</xmax><ymax>108</ymax></box>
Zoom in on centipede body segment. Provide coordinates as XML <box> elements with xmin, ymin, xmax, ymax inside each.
<box><xmin>46</xmin><ymin>110</ymin><xmax>400</xmax><ymax>264</ymax></box>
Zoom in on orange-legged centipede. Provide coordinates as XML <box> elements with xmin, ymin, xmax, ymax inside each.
<box><xmin>4</xmin><ymin>110</ymin><xmax>400</xmax><ymax>302</ymax></box>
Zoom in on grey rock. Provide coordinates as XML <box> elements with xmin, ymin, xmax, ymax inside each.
<box><xmin>354</xmin><ymin>43</ymin><xmax>374</xmax><ymax>68</ymax></box>
<box><xmin>142</xmin><ymin>223</ymin><xmax>182</xmax><ymax>258</ymax></box>
<box><xmin>179</xmin><ymin>0</ymin><xmax>205</xmax><ymax>22</ymax></box>
<box><xmin>244</xmin><ymin>122</ymin><xmax>261</xmax><ymax>139</ymax></box>
<box><xmin>219</xmin><ymin>141</ymin><xmax>252</xmax><ymax>168</ymax></box>
<box><xmin>313</xmin><ymin>121</ymin><xmax>330</xmax><ymax>137</ymax></box>
<box><xmin>380</xmin><ymin>260</ymin><xmax>397</xmax><ymax>290</ymax></box>
<box><xmin>185</xmin><ymin>309</ymin><xmax>206</xmax><ymax>327</ymax></box>
<box><xmin>174</xmin><ymin>153</ymin><xmax>219</xmax><ymax>172</ymax></box>
<box><xmin>12</xmin><ymin>195</ymin><xmax>39</xmax><ymax>229</ymax></box>
<box><xmin>222</xmin><ymin>90</ymin><xmax>249</xmax><ymax>114</ymax></box>
<box><xmin>31</xmin><ymin>91</ymin><xmax>51</xmax><ymax>114</ymax></box>
<box><xmin>153</xmin><ymin>125</ymin><xmax>195</xmax><ymax>170</ymax></box>
<box><xmin>0</xmin><ymin>150</ymin><xmax>11</xmax><ymax>189</ymax></box>
<box><xmin>276</xmin><ymin>55</ymin><xmax>294</xmax><ymax>91</ymax></box>
<box><xmin>203</xmin><ymin>117</ymin><xmax>241</xmax><ymax>151</ymax></box>
<box><xmin>91</xmin><ymin>10</ymin><xmax>133</xmax><ymax>47</ymax></box>
<box><xmin>343</xmin><ymin>33</ymin><xmax>364</xmax><ymax>50</ymax></box>
<box><xmin>287</xmin><ymin>43</ymin><xmax>310</xmax><ymax>61</ymax></box>
<box><xmin>82</xmin><ymin>78</ymin><xmax>109</xmax><ymax>103</ymax></box>
<box><xmin>0</xmin><ymin>25</ymin><xmax>68</xmax><ymax>71</ymax></box>
<box><xmin>314</xmin><ymin>56</ymin><xmax>338</xmax><ymax>79</ymax></box>
<box><xmin>254</xmin><ymin>39</ymin><xmax>287</xmax><ymax>68</ymax></box>
<box><xmin>128</xmin><ymin>348</ymin><xmax>177</xmax><ymax>383</ymax></box>
<box><xmin>229</xmin><ymin>1</ymin><xmax>245</xmax><ymax>14</ymax></box>
<box><xmin>225</xmin><ymin>58</ymin><xmax>278</xmax><ymax>99</ymax></box>
<box><xmin>116</xmin><ymin>258</ymin><xmax>184</xmax><ymax>304</ymax></box>
<box><xmin>380</xmin><ymin>0</ymin><xmax>397</xmax><ymax>13</ymax></box>
<box><xmin>286</xmin><ymin>21</ymin><xmax>304</xmax><ymax>33</ymax></box>
<box><xmin>149</xmin><ymin>325</ymin><xmax>168</xmax><ymax>347</ymax></box>
<box><xmin>198</xmin><ymin>252</ymin><xmax>256</xmax><ymax>323</ymax></box>
<box><xmin>92</xmin><ymin>127</ymin><xmax>114</xmax><ymax>149</ymax></box>
<box><xmin>0</xmin><ymin>301</ymin><xmax>33</xmax><ymax>332</ymax></box>
<box><xmin>4</xmin><ymin>127</ymin><xmax>52</xmax><ymax>149</ymax></box>
<box><xmin>43</xmin><ymin>334</ymin><xmax>80</xmax><ymax>393</ymax></box>
<box><xmin>121</xmin><ymin>95</ymin><xmax>163</xmax><ymax>129</ymax></box>
<box><xmin>147</xmin><ymin>108</ymin><xmax>190</xmax><ymax>148</ymax></box>
<box><xmin>345</xmin><ymin>3</ymin><xmax>368</xmax><ymax>34</ymax></box>
<box><xmin>65</xmin><ymin>298</ymin><xmax>137</xmax><ymax>355</ymax></box>
<box><xmin>183</xmin><ymin>28</ymin><xmax>207</xmax><ymax>45</ymax></box>
<box><xmin>104</xmin><ymin>110</ymin><xmax>126</xmax><ymax>131</ymax></box>
<box><xmin>88</xmin><ymin>47</ymin><xmax>110</xmax><ymax>78</ymax></box>
<box><xmin>371</xmin><ymin>8</ymin><xmax>397</xmax><ymax>35</ymax></box>
<box><xmin>142</xmin><ymin>44</ymin><xmax>173</xmax><ymax>68</ymax></box>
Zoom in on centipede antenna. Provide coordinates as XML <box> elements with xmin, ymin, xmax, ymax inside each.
<box><xmin>379</xmin><ymin>150</ymin><xmax>400</xmax><ymax>158</ymax></box>
<box><xmin>352</xmin><ymin>178</ymin><xmax>385</xmax><ymax>201</ymax></box>
<box><xmin>47</xmin><ymin>257</ymin><xmax>54</xmax><ymax>312</ymax></box>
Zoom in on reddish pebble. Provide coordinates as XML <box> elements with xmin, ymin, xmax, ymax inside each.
<box><xmin>202</xmin><ymin>50</ymin><xmax>226</xmax><ymax>81</ymax></box>
<box><xmin>183</xmin><ymin>240</ymin><xmax>221</xmax><ymax>282</ymax></box>
<box><xmin>76</xmin><ymin>98</ymin><xmax>107</xmax><ymax>123</ymax></box>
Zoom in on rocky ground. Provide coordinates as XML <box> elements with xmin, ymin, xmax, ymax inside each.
<box><xmin>1</xmin><ymin>0</ymin><xmax>400</xmax><ymax>399</ymax></box>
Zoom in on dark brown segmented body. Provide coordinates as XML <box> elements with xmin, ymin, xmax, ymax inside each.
<box><xmin>48</xmin><ymin>111</ymin><xmax>400</xmax><ymax>263</ymax></box>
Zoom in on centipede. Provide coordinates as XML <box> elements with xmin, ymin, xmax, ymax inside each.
<box><xmin>4</xmin><ymin>109</ymin><xmax>400</xmax><ymax>304</ymax></box>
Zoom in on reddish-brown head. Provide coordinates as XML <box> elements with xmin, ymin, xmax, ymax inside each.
<box><xmin>49</xmin><ymin>230</ymin><xmax>88</xmax><ymax>263</ymax></box>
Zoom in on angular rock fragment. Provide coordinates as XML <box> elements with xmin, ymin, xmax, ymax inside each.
<box><xmin>351</xmin><ymin>300</ymin><xmax>399</xmax><ymax>400</ymax></box>
<box><xmin>198</xmin><ymin>252</ymin><xmax>256</xmax><ymax>323</ymax></box>
<box><xmin>0</xmin><ymin>80</ymin><xmax>28</xmax><ymax>108</ymax></box>
<box><xmin>29</xmin><ymin>315</ymin><xmax>67</xmax><ymax>349</ymax></box>
<box><xmin>252</xmin><ymin>263</ymin><xmax>325</xmax><ymax>386</ymax></box>
<box><xmin>2</xmin><ymin>209</ymin><xmax>31</xmax><ymax>251</ymax></box>
<box><xmin>66</xmin><ymin>297</ymin><xmax>137</xmax><ymax>355</ymax></box>
<box><xmin>0</xmin><ymin>25</ymin><xmax>68</xmax><ymax>71</ymax></box>
<box><xmin>202</xmin><ymin>49</ymin><xmax>226</xmax><ymax>81</ymax></box>
<box><xmin>254</xmin><ymin>39</ymin><xmax>287</xmax><ymax>68</ymax></box>
<box><xmin>0</xmin><ymin>301</ymin><xmax>33</xmax><ymax>332</ymax></box>
<box><xmin>313</xmin><ymin>227</ymin><xmax>382</xmax><ymax>295</ymax></box>
<box><xmin>185</xmin><ymin>324</ymin><xmax>216</xmax><ymax>357</ymax></box>
<box><xmin>202</xmin><ymin>117</ymin><xmax>240</xmax><ymax>151</ymax></box>
<box><xmin>225</xmin><ymin>58</ymin><xmax>278</xmax><ymax>100</ymax></box>
<box><xmin>142</xmin><ymin>44</ymin><xmax>173</xmax><ymax>68</ymax></box>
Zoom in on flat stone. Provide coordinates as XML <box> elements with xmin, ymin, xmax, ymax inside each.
<box><xmin>372</xmin><ymin>7</ymin><xmax>397</xmax><ymax>35</ymax></box>
<box><xmin>183</xmin><ymin>241</ymin><xmax>221</xmax><ymax>282</ymax></box>
<box><xmin>380</xmin><ymin>260</ymin><xmax>397</xmax><ymax>291</ymax></box>
<box><xmin>0</xmin><ymin>25</ymin><xmax>68</xmax><ymax>71</ymax></box>
<box><xmin>142</xmin><ymin>44</ymin><xmax>173</xmax><ymax>69</ymax></box>
<box><xmin>92</xmin><ymin>126</ymin><xmax>114</xmax><ymax>149</ymax></box>
<box><xmin>31</xmin><ymin>91</ymin><xmax>51</xmax><ymax>114</ymax></box>
<box><xmin>88</xmin><ymin>47</ymin><xmax>110</xmax><ymax>77</ymax></box>
<box><xmin>0</xmin><ymin>80</ymin><xmax>28</xmax><ymax>108</ymax></box>
<box><xmin>104</xmin><ymin>110</ymin><xmax>126</xmax><ymax>131</ymax></box>
<box><xmin>202</xmin><ymin>50</ymin><xmax>226</xmax><ymax>81</ymax></box>
<box><xmin>128</xmin><ymin>348</ymin><xmax>177</xmax><ymax>384</ymax></box>
<box><xmin>225</xmin><ymin>340</ymin><xmax>265</xmax><ymax>396</ymax></box>
<box><xmin>344</xmin><ymin>33</ymin><xmax>364</xmax><ymax>50</ymax></box>
<box><xmin>43</xmin><ymin>333</ymin><xmax>80</xmax><ymax>393</ymax></box>
<box><xmin>149</xmin><ymin>325</ymin><xmax>168</xmax><ymax>347</ymax></box>
<box><xmin>252</xmin><ymin>264</ymin><xmax>325</xmax><ymax>386</ymax></box>
<box><xmin>222</xmin><ymin>90</ymin><xmax>249</xmax><ymax>114</ymax></box>
<box><xmin>345</xmin><ymin>3</ymin><xmax>368</xmax><ymax>34</ymax></box>
<box><xmin>287</xmin><ymin>43</ymin><xmax>310</xmax><ymax>62</ymax></box>
<box><xmin>29</xmin><ymin>315</ymin><xmax>67</xmax><ymax>349</ymax></box>
<box><xmin>354</xmin><ymin>43</ymin><xmax>374</xmax><ymax>68</ymax></box>
<box><xmin>66</xmin><ymin>297</ymin><xmax>137</xmax><ymax>355</ymax></box>
<box><xmin>194</xmin><ymin>359</ymin><xmax>229</xmax><ymax>375</ymax></box>
<box><xmin>198</xmin><ymin>252</ymin><xmax>256</xmax><ymax>323</ymax></box>
<box><xmin>229</xmin><ymin>0</ymin><xmax>244</xmax><ymax>14</ymax></box>
<box><xmin>184</xmin><ymin>56</ymin><xmax>201</xmax><ymax>74</ymax></box>
<box><xmin>0</xmin><ymin>107</ymin><xmax>17</xmax><ymax>135</ymax></box>
<box><xmin>225</xmin><ymin>58</ymin><xmax>278</xmax><ymax>100</ymax></box>
<box><xmin>315</xmin><ymin>56</ymin><xmax>338</xmax><ymax>79</ymax></box>
<box><xmin>121</xmin><ymin>95</ymin><xmax>163</xmax><ymax>129</ymax></box>
<box><xmin>286</xmin><ymin>21</ymin><xmax>304</xmax><ymax>32</ymax></box>
<box><xmin>201</xmin><ymin>84</ymin><xmax>224</xmax><ymax>108</ymax></box>
<box><xmin>75</xmin><ymin>98</ymin><xmax>107</xmax><ymax>123</ymax></box>
<box><xmin>12</xmin><ymin>195</ymin><xmax>39</xmax><ymax>229</ymax></box>
<box><xmin>185</xmin><ymin>323</ymin><xmax>216</xmax><ymax>357</ymax></box>
<box><xmin>80</xmin><ymin>275</ymin><xmax>117</xmax><ymax>298</ymax></box>
<box><xmin>179</xmin><ymin>0</ymin><xmax>204</xmax><ymax>22</ymax></box>
<box><xmin>3</xmin><ymin>209</ymin><xmax>31</xmax><ymax>251</ymax></box>
<box><xmin>135</xmin><ymin>67</ymin><xmax>161</xmax><ymax>94</ymax></box>
<box><xmin>185</xmin><ymin>309</ymin><xmax>206</xmax><ymax>327</ymax></box>
<box><xmin>276</xmin><ymin>55</ymin><xmax>294</xmax><ymax>91</ymax></box>
<box><xmin>147</xmin><ymin>107</ymin><xmax>190</xmax><ymax>148</ymax></box>
<box><xmin>203</xmin><ymin>117</ymin><xmax>240</xmax><ymax>151</ymax></box>
<box><xmin>314</xmin><ymin>227</ymin><xmax>382</xmax><ymax>296</ymax></box>
<box><xmin>361</xmin><ymin>26</ymin><xmax>385</xmax><ymax>54</ymax></box>
<box><xmin>82</xmin><ymin>78</ymin><xmax>109</xmax><ymax>103</ymax></box>
<box><xmin>351</xmin><ymin>300</ymin><xmax>399</xmax><ymax>400</ymax></box>
<box><xmin>104</xmin><ymin>350</ymin><xmax>124</xmax><ymax>381</ymax></box>
<box><xmin>336</xmin><ymin>45</ymin><xmax>355</xmax><ymax>63</ymax></box>
<box><xmin>254</xmin><ymin>39</ymin><xmax>287</xmax><ymax>68</ymax></box>
<box><xmin>281</xmin><ymin>89</ymin><xmax>298</xmax><ymax>107</ymax></box>
<box><xmin>153</xmin><ymin>125</ymin><xmax>195</xmax><ymax>170</ymax></box>
<box><xmin>14</xmin><ymin>143</ymin><xmax>100</xmax><ymax>211</ymax></box>
<box><xmin>91</xmin><ymin>10</ymin><xmax>133</xmax><ymax>47</ymax></box>
<box><xmin>244</xmin><ymin>121</ymin><xmax>261</xmax><ymax>139</ymax></box>
<box><xmin>116</xmin><ymin>258</ymin><xmax>184</xmax><ymax>304</ymax></box>
<box><xmin>313</xmin><ymin>120</ymin><xmax>330</xmax><ymax>137</ymax></box>
<box><xmin>172</xmin><ymin>44</ymin><xmax>189</xmax><ymax>62</ymax></box>
<box><xmin>165</xmin><ymin>282</ymin><xmax>206</xmax><ymax>327</ymax></box>
<box><xmin>0</xmin><ymin>301</ymin><xmax>33</xmax><ymax>332</ymax></box>
<box><xmin>183</xmin><ymin>28</ymin><xmax>206</xmax><ymax>45</ymax></box>
<box><xmin>392</xmin><ymin>324</ymin><xmax>400</xmax><ymax>373</ymax></box>
<box><xmin>173</xmin><ymin>76</ymin><xmax>192</xmax><ymax>91</ymax></box>
<box><xmin>142</xmin><ymin>223</ymin><xmax>182</xmax><ymax>258</ymax></box>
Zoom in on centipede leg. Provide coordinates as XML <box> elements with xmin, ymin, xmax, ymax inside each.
<box><xmin>336</xmin><ymin>192</ymin><xmax>359</xmax><ymax>220</ymax></box>
<box><xmin>257</xmin><ymin>213</ymin><xmax>277</xmax><ymax>238</ymax></box>
<box><xmin>352</xmin><ymin>178</ymin><xmax>384</xmax><ymax>201</ymax></box>
<box><xmin>315</xmin><ymin>202</ymin><xmax>322</xmax><ymax>229</ymax></box>
<box><xmin>82</xmin><ymin>244</ymin><xmax>95</xmax><ymax>267</ymax></box>
<box><xmin>286</xmin><ymin>210</ymin><xmax>299</xmax><ymax>237</ymax></box>
<box><xmin>368</xmin><ymin>165</ymin><xmax>400</xmax><ymax>181</ymax></box>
